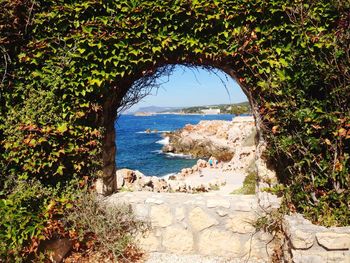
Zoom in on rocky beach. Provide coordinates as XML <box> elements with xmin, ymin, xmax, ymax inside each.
<box><xmin>109</xmin><ymin>116</ymin><xmax>258</xmax><ymax>195</ymax></box>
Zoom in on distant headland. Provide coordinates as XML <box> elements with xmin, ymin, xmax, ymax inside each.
<box><xmin>131</xmin><ymin>101</ymin><xmax>250</xmax><ymax>116</ymax></box>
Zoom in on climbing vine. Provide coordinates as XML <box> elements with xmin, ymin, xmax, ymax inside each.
<box><xmin>0</xmin><ymin>1</ymin><xmax>349</xmax><ymax>257</ymax></box>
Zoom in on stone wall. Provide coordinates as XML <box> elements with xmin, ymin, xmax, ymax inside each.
<box><xmin>283</xmin><ymin>214</ymin><xmax>350</xmax><ymax>263</ymax></box>
<box><xmin>106</xmin><ymin>191</ymin><xmax>281</xmax><ymax>262</ymax></box>
<box><xmin>106</xmin><ymin>191</ymin><xmax>350</xmax><ymax>262</ymax></box>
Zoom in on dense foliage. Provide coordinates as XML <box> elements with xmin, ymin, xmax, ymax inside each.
<box><xmin>0</xmin><ymin>179</ymin><xmax>81</xmax><ymax>261</ymax></box>
<box><xmin>0</xmin><ymin>0</ymin><xmax>349</xmax><ymax>259</ymax></box>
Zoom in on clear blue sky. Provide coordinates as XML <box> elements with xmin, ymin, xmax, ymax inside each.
<box><xmin>126</xmin><ymin>65</ymin><xmax>247</xmax><ymax>112</ymax></box>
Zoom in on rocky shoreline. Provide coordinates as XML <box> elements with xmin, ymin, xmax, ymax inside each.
<box><xmin>100</xmin><ymin>116</ymin><xmax>259</xmax><ymax>195</ymax></box>
<box><xmin>162</xmin><ymin>116</ymin><xmax>256</xmax><ymax>161</ymax></box>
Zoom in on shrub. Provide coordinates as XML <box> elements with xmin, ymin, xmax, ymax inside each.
<box><xmin>0</xmin><ymin>177</ymin><xmax>148</xmax><ymax>262</ymax></box>
<box><xmin>0</xmin><ymin>177</ymin><xmax>88</xmax><ymax>262</ymax></box>
<box><xmin>0</xmin><ymin>180</ymin><xmax>49</xmax><ymax>261</ymax></box>
<box><xmin>65</xmin><ymin>193</ymin><xmax>149</xmax><ymax>261</ymax></box>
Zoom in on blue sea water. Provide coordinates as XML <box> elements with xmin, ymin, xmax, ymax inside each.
<box><xmin>115</xmin><ymin>114</ymin><xmax>234</xmax><ymax>176</ymax></box>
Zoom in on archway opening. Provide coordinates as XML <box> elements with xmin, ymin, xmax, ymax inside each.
<box><xmin>113</xmin><ymin>65</ymin><xmax>260</xmax><ymax>194</ymax></box>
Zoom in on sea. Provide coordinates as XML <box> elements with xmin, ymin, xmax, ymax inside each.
<box><xmin>115</xmin><ymin>114</ymin><xmax>234</xmax><ymax>177</ymax></box>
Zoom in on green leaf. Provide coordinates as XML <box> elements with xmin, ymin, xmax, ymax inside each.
<box><xmin>56</xmin><ymin>165</ymin><xmax>64</xmax><ymax>175</ymax></box>
<box><xmin>279</xmin><ymin>58</ymin><xmax>288</xmax><ymax>67</ymax></box>
<box><xmin>57</xmin><ymin>123</ymin><xmax>68</xmax><ymax>133</ymax></box>
<box><xmin>77</xmin><ymin>48</ymin><xmax>86</xmax><ymax>54</ymax></box>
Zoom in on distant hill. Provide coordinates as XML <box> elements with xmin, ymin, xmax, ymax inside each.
<box><xmin>135</xmin><ymin>106</ymin><xmax>182</xmax><ymax>113</ymax></box>
<box><xmin>127</xmin><ymin>102</ymin><xmax>251</xmax><ymax>115</ymax></box>
<box><xmin>173</xmin><ymin>101</ymin><xmax>251</xmax><ymax>115</ymax></box>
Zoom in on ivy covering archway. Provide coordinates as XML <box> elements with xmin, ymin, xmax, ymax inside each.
<box><xmin>1</xmin><ymin>0</ymin><xmax>349</xmax><ymax>229</ymax></box>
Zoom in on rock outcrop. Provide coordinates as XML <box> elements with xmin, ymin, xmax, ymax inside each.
<box><xmin>162</xmin><ymin>116</ymin><xmax>256</xmax><ymax>162</ymax></box>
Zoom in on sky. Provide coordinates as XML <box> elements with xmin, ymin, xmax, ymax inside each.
<box><xmin>125</xmin><ymin>65</ymin><xmax>247</xmax><ymax>112</ymax></box>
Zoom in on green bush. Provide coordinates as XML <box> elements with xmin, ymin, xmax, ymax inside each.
<box><xmin>0</xmin><ymin>180</ymin><xmax>49</xmax><ymax>261</ymax></box>
<box><xmin>0</xmin><ymin>178</ymin><xmax>83</xmax><ymax>262</ymax></box>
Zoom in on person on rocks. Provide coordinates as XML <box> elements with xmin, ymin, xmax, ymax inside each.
<box><xmin>208</xmin><ymin>157</ymin><xmax>213</xmax><ymax>168</ymax></box>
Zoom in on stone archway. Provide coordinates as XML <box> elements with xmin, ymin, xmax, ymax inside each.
<box><xmin>2</xmin><ymin>0</ymin><xmax>348</xmax><ymax>226</ymax></box>
<box><xmin>100</xmin><ymin>63</ymin><xmax>265</xmax><ymax>195</ymax></box>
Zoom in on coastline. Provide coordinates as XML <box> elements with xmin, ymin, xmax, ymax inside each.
<box><xmin>112</xmin><ymin>116</ymin><xmax>257</xmax><ymax>194</ymax></box>
<box><xmin>130</xmin><ymin>112</ymin><xmax>253</xmax><ymax>116</ymax></box>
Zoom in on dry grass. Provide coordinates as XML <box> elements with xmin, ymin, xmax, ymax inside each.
<box><xmin>65</xmin><ymin>193</ymin><xmax>149</xmax><ymax>262</ymax></box>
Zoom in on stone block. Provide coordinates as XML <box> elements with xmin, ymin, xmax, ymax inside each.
<box><xmin>162</xmin><ymin>225</ymin><xmax>194</xmax><ymax>253</ymax></box>
<box><xmin>290</xmin><ymin>229</ymin><xmax>315</xmax><ymax>249</ymax></box>
<box><xmin>137</xmin><ymin>231</ymin><xmax>160</xmax><ymax>252</ymax></box>
<box><xmin>189</xmin><ymin>207</ymin><xmax>218</xmax><ymax>231</ymax></box>
<box><xmin>198</xmin><ymin>228</ymin><xmax>241</xmax><ymax>257</ymax></box>
<box><xmin>150</xmin><ymin>204</ymin><xmax>172</xmax><ymax>227</ymax></box>
<box><xmin>316</xmin><ymin>232</ymin><xmax>350</xmax><ymax>250</ymax></box>
<box><xmin>284</xmin><ymin>216</ymin><xmax>316</xmax><ymax>250</ymax></box>
<box><xmin>225</xmin><ymin>212</ymin><xmax>256</xmax><ymax>234</ymax></box>
<box><xmin>175</xmin><ymin>207</ymin><xmax>185</xmax><ymax>221</ymax></box>
<box><xmin>133</xmin><ymin>203</ymin><xmax>149</xmax><ymax>220</ymax></box>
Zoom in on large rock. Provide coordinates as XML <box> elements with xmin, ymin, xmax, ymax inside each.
<box><xmin>162</xmin><ymin>225</ymin><xmax>194</xmax><ymax>253</ymax></box>
<box><xmin>116</xmin><ymin>168</ymin><xmax>136</xmax><ymax>187</ymax></box>
<box><xmin>162</xmin><ymin>144</ymin><xmax>175</xmax><ymax>153</ymax></box>
<box><xmin>161</xmin><ymin>117</ymin><xmax>257</xmax><ymax>174</ymax></box>
<box><xmin>189</xmin><ymin>207</ymin><xmax>218</xmax><ymax>231</ymax></box>
<box><xmin>41</xmin><ymin>238</ymin><xmax>72</xmax><ymax>263</ymax></box>
<box><xmin>153</xmin><ymin>179</ymin><xmax>168</xmax><ymax>192</ymax></box>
